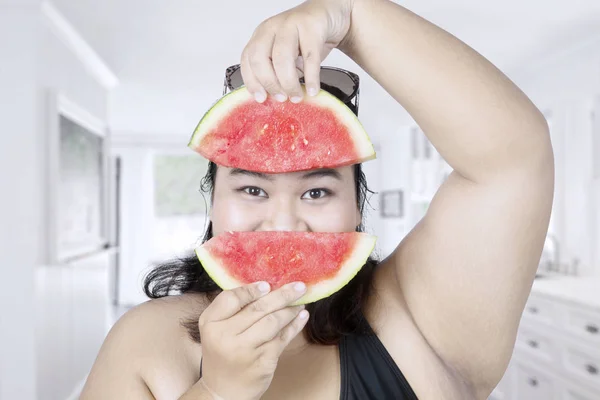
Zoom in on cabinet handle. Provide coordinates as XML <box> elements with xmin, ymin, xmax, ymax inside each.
<box><xmin>528</xmin><ymin>306</ymin><xmax>539</xmax><ymax>314</ymax></box>
<box><xmin>527</xmin><ymin>340</ymin><xmax>539</xmax><ymax>349</ymax></box>
<box><xmin>585</xmin><ymin>364</ymin><xmax>598</xmax><ymax>375</ymax></box>
<box><xmin>586</xmin><ymin>324</ymin><xmax>599</xmax><ymax>334</ymax></box>
<box><xmin>528</xmin><ymin>378</ymin><xmax>539</xmax><ymax>387</ymax></box>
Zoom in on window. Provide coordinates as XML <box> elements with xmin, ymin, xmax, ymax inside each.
<box><xmin>151</xmin><ymin>154</ymin><xmax>209</xmax><ymax>260</ymax></box>
<box><xmin>58</xmin><ymin>115</ymin><xmax>106</xmax><ymax>258</ymax></box>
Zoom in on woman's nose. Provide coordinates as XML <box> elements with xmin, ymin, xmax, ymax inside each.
<box><xmin>259</xmin><ymin>198</ymin><xmax>307</xmax><ymax>232</ymax></box>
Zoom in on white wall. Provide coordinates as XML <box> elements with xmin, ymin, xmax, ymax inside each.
<box><xmin>113</xmin><ymin>144</ymin><xmax>157</xmax><ymax>305</ymax></box>
<box><xmin>375</xmin><ymin>125</ymin><xmax>412</xmax><ymax>258</ymax></box>
<box><xmin>0</xmin><ymin>2</ymin><xmax>113</xmax><ymax>398</ymax></box>
<box><xmin>39</xmin><ymin>20</ymin><xmax>109</xmax><ymax>121</ymax></box>
<box><xmin>0</xmin><ymin>2</ymin><xmax>43</xmax><ymax>399</ymax></box>
<box><xmin>594</xmin><ymin>98</ymin><xmax>600</xmax><ymax>278</ymax></box>
<box><xmin>110</xmin><ymin>83</ymin><xmax>216</xmax><ymax>137</ymax></box>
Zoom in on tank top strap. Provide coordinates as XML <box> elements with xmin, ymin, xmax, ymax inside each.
<box><xmin>338</xmin><ymin>315</ymin><xmax>419</xmax><ymax>400</ymax></box>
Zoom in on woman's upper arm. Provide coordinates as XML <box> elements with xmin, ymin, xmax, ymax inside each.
<box><xmin>79</xmin><ymin>305</ymin><xmax>157</xmax><ymax>399</ymax></box>
<box><xmin>388</xmin><ymin>163</ymin><xmax>553</xmax><ymax>393</ymax></box>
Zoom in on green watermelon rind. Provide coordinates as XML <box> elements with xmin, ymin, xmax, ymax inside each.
<box><xmin>187</xmin><ymin>86</ymin><xmax>377</xmax><ymax>170</ymax></box>
<box><xmin>194</xmin><ymin>232</ymin><xmax>377</xmax><ymax>306</ymax></box>
<box><xmin>187</xmin><ymin>87</ymin><xmax>253</xmax><ymax>150</ymax></box>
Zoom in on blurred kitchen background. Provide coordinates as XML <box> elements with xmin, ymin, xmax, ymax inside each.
<box><xmin>1</xmin><ymin>0</ymin><xmax>599</xmax><ymax>399</ymax></box>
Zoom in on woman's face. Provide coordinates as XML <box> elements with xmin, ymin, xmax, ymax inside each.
<box><xmin>210</xmin><ymin>166</ymin><xmax>361</xmax><ymax>235</ymax></box>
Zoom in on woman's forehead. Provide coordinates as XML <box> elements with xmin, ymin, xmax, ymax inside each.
<box><xmin>216</xmin><ymin>165</ymin><xmax>355</xmax><ymax>181</ymax></box>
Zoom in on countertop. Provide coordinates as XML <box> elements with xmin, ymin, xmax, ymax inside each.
<box><xmin>531</xmin><ymin>274</ymin><xmax>600</xmax><ymax>311</ymax></box>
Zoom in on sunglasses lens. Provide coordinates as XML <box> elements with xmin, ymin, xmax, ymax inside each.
<box><xmin>227</xmin><ymin>67</ymin><xmax>245</xmax><ymax>91</ymax></box>
<box><xmin>318</xmin><ymin>69</ymin><xmax>357</xmax><ymax>101</ymax></box>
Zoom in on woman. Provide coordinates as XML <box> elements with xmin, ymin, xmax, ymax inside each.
<box><xmin>80</xmin><ymin>0</ymin><xmax>554</xmax><ymax>399</ymax></box>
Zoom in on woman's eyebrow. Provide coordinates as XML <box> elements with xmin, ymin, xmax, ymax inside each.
<box><xmin>301</xmin><ymin>169</ymin><xmax>343</xmax><ymax>180</ymax></box>
<box><xmin>229</xmin><ymin>168</ymin><xmax>275</xmax><ymax>181</ymax></box>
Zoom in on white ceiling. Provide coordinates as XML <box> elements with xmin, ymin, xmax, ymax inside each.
<box><xmin>52</xmin><ymin>0</ymin><xmax>600</xmax><ymax>138</ymax></box>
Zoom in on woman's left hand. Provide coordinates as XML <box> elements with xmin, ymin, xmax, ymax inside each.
<box><xmin>240</xmin><ymin>0</ymin><xmax>356</xmax><ymax>104</ymax></box>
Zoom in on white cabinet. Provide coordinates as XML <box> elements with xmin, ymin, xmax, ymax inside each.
<box><xmin>489</xmin><ymin>282</ymin><xmax>600</xmax><ymax>400</ymax></box>
<box><xmin>563</xmin><ymin>382</ymin><xmax>600</xmax><ymax>400</ymax></box>
<box><xmin>514</xmin><ymin>363</ymin><xmax>558</xmax><ymax>400</ymax></box>
<box><xmin>35</xmin><ymin>249</ymin><xmax>116</xmax><ymax>400</ymax></box>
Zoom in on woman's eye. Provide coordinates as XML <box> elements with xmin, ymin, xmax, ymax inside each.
<box><xmin>241</xmin><ymin>186</ymin><xmax>267</xmax><ymax>197</ymax></box>
<box><xmin>302</xmin><ymin>189</ymin><xmax>330</xmax><ymax>200</ymax></box>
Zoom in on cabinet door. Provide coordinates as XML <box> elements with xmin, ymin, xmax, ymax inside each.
<box><xmin>522</xmin><ymin>294</ymin><xmax>562</xmax><ymax>328</ymax></box>
<box><xmin>562</xmin><ymin>385</ymin><xmax>600</xmax><ymax>400</ymax></box>
<box><xmin>516</xmin><ymin>325</ymin><xmax>561</xmax><ymax>366</ymax></box>
<box><xmin>515</xmin><ymin>363</ymin><xmax>559</xmax><ymax>400</ymax></box>
<box><xmin>563</xmin><ymin>344</ymin><xmax>600</xmax><ymax>389</ymax></box>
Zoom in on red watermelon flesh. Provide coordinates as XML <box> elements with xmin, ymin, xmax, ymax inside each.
<box><xmin>188</xmin><ymin>87</ymin><xmax>376</xmax><ymax>173</ymax></box>
<box><xmin>195</xmin><ymin>231</ymin><xmax>377</xmax><ymax>305</ymax></box>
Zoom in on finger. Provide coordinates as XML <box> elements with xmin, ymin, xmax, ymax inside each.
<box><xmin>231</xmin><ymin>281</ymin><xmax>307</xmax><ymax>332</ymax></box>
<box><xmin>201</xmin><ymin>281</ymin><xmax>271</xmax><ymax>323</ymax></box>
<box><xmin>260</xmin><ymin>309</ymin><xmax>309</xmax><ymax>357</ymax></box>
<box><xmin>241</xmin><ymin>305</ymin><xmax>305</xmax><ymax>346</ymax></box>
<box><xmin>272</xmin><ymin>27</ymin><xmax>303</xmax><ymax>102</ymax></box>
<box><xmin>298</xmin><ymin>34</ymin><xmax>322</xmax><ymax>97</ymax></box>
<box><xmin>295</xmin><ymin>56</ymin><xmax>305</xmax><ymax>78</ymax></box>
<box><xmin>241</xmin><ymin>50</ymin><xmax>267</xmax><ymax>103</ymax></box>
<box><xmin>246</xmin><ymin>35</ymin><xmax>287</xmax><ymax>101</ymax></box>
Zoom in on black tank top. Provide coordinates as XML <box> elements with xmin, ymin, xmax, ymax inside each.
<box><xmin>339</xmin><ymin>315</ymin><xmax>418</xmax><ymax>400</ymax></box>
<box><xmin>199</xmin><ymin>316</ymin><xmax>418</xmax><ymax>399</ymax></box>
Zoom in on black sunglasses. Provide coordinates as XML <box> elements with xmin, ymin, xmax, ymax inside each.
<box><xmin>223</xmin><ymin>64</ymin><xmax>360</xmax><ymax>116</ymax></box>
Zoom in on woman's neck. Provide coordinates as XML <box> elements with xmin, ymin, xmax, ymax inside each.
<box><xmin>281</xmin><ymin>328</ymin><xmax>312</xmax><ymax>356</ymax></box>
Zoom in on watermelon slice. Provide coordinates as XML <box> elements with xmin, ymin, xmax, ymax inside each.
<box><xmin>188</xmin><ymin>87</ymin><xmax>376</xmax><ymax>173</ymax></box>
<box><xmin>194</xmin><ymin>231</ymin><xmax>377</xmax><ymax>305</ymax></box>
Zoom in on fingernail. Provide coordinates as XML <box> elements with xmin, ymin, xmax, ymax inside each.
<box><xmin>308</xmin><ymin>87</ymin><xmax>318</xmax><ymax>97</ymax></box>
<box><xmin>274</xmin><ymin>93</ymin><xmax>287</xmax><ymax>102</ymax></box>
<box><xmin>299</xmin><ymin>310</ymin><xmax>309</xmax><ymax>319</ymax></box>
<box><xmin>290</xmin><ymin>96</ymin><xmax>302</xmax><ymax>104</ymax></box>
<box><xmin>257</xmin><ymin>281</ymin><xmax>270</xmax><ymax>293</ymax></box>
<box><xmin>254</xmin><ymin>91</ymin><xmax>266</xmax><ymax>103</ymax></box>
<box><xmin>293</xmin><ymin>282</ymin><xmax>306</xmax><ymax>292</ymax></box>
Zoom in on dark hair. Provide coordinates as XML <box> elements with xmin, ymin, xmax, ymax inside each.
<box><xmin>143</xmin><ymin>88</ymin><xmax>377</xmax><ymax>345</ymax></box>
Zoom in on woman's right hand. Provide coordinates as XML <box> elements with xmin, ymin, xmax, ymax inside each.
<box><xmin>198</xmin><ymin>281</ymin><xmax>310</xmax><ymax>400</ymax></box>
<box><xmin>241</xmin><ymin>0</ymin><xmax>356</xmax><ymax>103</ymax></box>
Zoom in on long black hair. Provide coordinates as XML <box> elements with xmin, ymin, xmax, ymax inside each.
<box><xmin>143</xmin><ymin>84</ymin><xmax>378</xmax><ymax>345</ymax></box>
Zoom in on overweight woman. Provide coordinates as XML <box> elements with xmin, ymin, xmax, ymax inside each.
<box><xmin>80</xmin><ymin>0</ymin><xmax>554</xmax><ymax>399</ymax></box>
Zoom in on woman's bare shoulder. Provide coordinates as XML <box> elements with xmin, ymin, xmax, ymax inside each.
<box><xmin>81</xmin><ymin>293</ymin><xmax>208</xmax><ymax>398</ymax></box>
<box><xmin>129</xmin><ymin>292</ymin><xmax>210</xmax><ymax>326</ymax></box>
<box><xmin>119</xmin><ymin>292</ymin><xmax>208</xmax><ymax>357</ymax></box>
